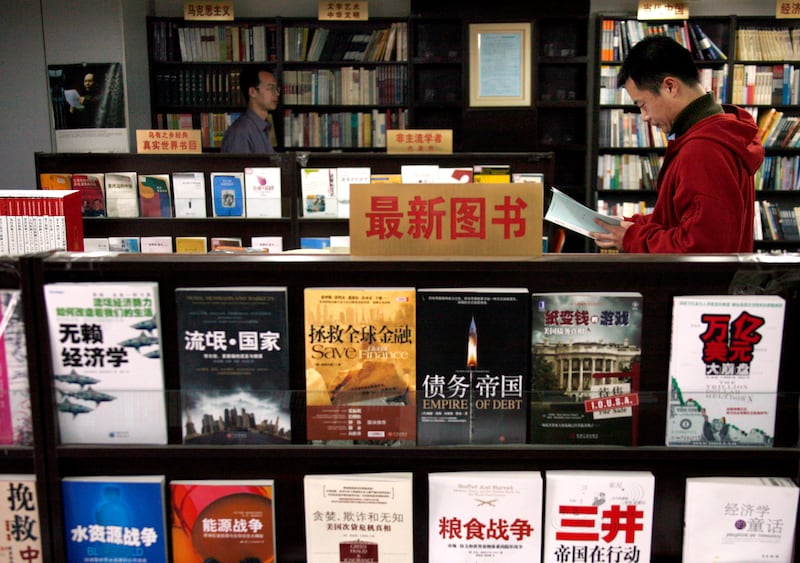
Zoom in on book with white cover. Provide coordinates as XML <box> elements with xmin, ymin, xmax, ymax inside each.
<box><xmin>543</xmin><ymin>470</ymin><xmax>654</xmax><ymax>563</ymax></box>
<box><xmin>300</xmin><ymin>168</ymin><xmax>337</xmax><ymax>218</ymax></box>
<box><xmin>140</xmin><ymin>236</ymin><xmax>173</xmax><ymax>253</ymax></box>
<box><xmin>400</xmin><ymin>164</ymin><xmax>439</xmax><ymax>183</ymax></box>
<box><xmin>104</xmin><ymin>172</ymin><xmax>139</xmax><ymax>217</ymax></box>
<box><xmin>335</xmin><ymin>166</ymin><xmax>371</xmax><ymax>218</ymax></box>
<box><xmin>304</xmin><ymin>472</ymin><xmax>413</xmax><ymax>563</ymax></box>
<box><xmin>666</xmin><ymin>295</ymin><xmax>785</xmax><ymax>446</ymax></box>
<box><xmin>83</xmin><ymin>238</ymin><xmax>110</xmax><ymax>252</ymax></box>
<box><xmin>172</xmin><ymin>172</ymin><xmax>207</xmax><ymax>218</ymax></box>
<box><xmin>429</xmin><ymin>471</ymin><xmax>543</xmax><ymax>562</ymax></box>
<box><xmin>250</xmin><ymin>236</ymin><xmax>283</xmax><ymax>253</ymax></box>
<box><xmin>437</xmin><ymin>167</ymin><xmax>473</xmax><ymax>183</ymax></box>
<box><xmin>544</xmin><ymin>187</ymin><xmax>620</xmax><ymax>237</ymax></box>
<box><xmin>682</xmin><ymin>476</ymin><xmax>799</xmax><ymax>563</ymax></box>
<box><xmin>244</xmin><ymin>167</ymin><xmax>282</xmax><ymax>218</ymax></box>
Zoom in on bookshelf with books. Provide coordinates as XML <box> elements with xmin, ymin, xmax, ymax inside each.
<box><xmin>17</xmin><ymin>252</ymin><xmax>800</xmax><ymax>563</ymax></box>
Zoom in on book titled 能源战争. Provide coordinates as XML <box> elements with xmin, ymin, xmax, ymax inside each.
<box><xmin>666</xmin><ymin>295</ymin><xmax>785</xmax><ymax>446</ymax></box>
<box><xmin>531</xmin><ymin>292</ymin><xmax>643</xmax><ymax>446</ymax></box>
<box><xmin>44</xmin><ymin>282</ymin><xmax>167</xmax><ymax>445</ymax></box>
<box><xmin>417</xmin><ymin>288</ymin><xmax>530</xmax><ymax>445</ymax></box>
<box><xmin>176</xmin><ymin>287</ymin><xmax>291</xmax><ymax>445</ymax></box>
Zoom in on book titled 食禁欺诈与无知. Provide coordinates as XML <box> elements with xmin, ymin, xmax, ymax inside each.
<box><xmin>544</xmin><ymin>187</ymin><xmax>621</xmax><ymax>237</ymax></box>
<box><xmin>176</xmin><ymin>286</ymin><xmax>291</xmax><ymax>445</ymax></box>
<box><xmin>170</xmin><ymin>479</ymin><xmax>276</xmax><ymax>563</ymax></box>
<box><xmin>44</xmin><ymin>281</ymin><xmax>167</xmax><ymax>445</ymax></box>
<box><xmin>62</xmin><ymin>475</ymin><xmax>168</xmax><ymax>563</ymax></box>
<box><xmin>304</xmin><ymin>287</ymin><xmax>416</xmax><ymax>445</ymax></box>
<box><xmin>543</xmin><ymin>470</ymin><xmax>654</xmax><ymax>563</ymax></box>
<box><xmin>666</xmin><ymin>294</ymin><xmax>785</xmax><ymax>446</ymax></box>
<box><xmin>0</xmin><ymin>474</ymin><xmax>41</xmax><ymax>562</ymax></box>
<box><xmin>531</xmin><ymin>292</ymin><xmax>643</xmax><ymax>446</ymax></box>
<box><xmin>304</xmin><ymin>472</ymin><xmax>413</xmax><ymax>563</ymax></box>
<box><xmin>681</xmin><ymin>476</ymin><xmax>798</xmax><ymax>563</ymax></box>
<box><xmin>416</xmin><ymin>288</ymin><xmax>530</xmax><ymax>445</ymax></box>
<box><xmin>429</xmin><ymin>471</ymin><xmax>543</xmax><ymax>562</ymax></box>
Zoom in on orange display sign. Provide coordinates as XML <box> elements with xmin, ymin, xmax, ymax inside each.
<box><xmin>136</xmin><ymin>130</ymin><xmax>203</xmax><ymax>154</ymax></box>
<box><xmin>637</xmin><ymin>1</ymin><xmax>689</xmax><ymax>20</ymax></box>
<box><xmin>318</xmin><ymin>1</ymin><xmax>368</xmax><ymax>21</ymax></box>
<box><xmin>184</xmin><ymin>1</ymin><xmax>234</xmax><ymax>20</ymax></box>
<box><xmin>349</xmin><ymin>182</ymin><xmax>543</xmax><ymax>256</ymax></box>
<box><xmin>386</xmin><ymin>130</ymin><xmax>453</xmax><ymax>154</ymax></box>
<box><xmin>776</xmin><ymin>1</ymin><xmax>800</xmax><ymax>18</ymax></box>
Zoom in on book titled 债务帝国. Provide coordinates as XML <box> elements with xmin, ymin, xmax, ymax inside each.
<box><xmin>43</xmin><ymin>281</ymin><xmax>167</xmax><ymax>445</ymax></box>
<box><xmin>682</xmin><ymin>476</ymin><xmax>798</xmax><ymax>563</ymax></box>
<box><xmin>543</xmin><ymin>470</ymin><xmax>654</xmax><ymax>563</ymax></box>
<box><xmin>304</xmin><ymin>472</ymin><xmax>413</xmax><ymax>563</ymax></box>
<box><xmin>0</xmin><ymin>290</ymin><xmax>32</xmax><ymax>446</ymax></box>
<box><xmin>429</xmin><ymin>471</ymin><xmax>543</xmax><ymax>562</ymax></box>
<box><xmin>170</xmin><ymin>479</ymin><xmax>276</xmax><ymax>563</ymax></box>
<box><xmin>666</xmin><ymin>295</ymin><xmax>785</xmax><ymax>446</ymax></box>
<box><xmin>175</xmin><ymin>287</ymin><xmax>291</xmax><ymax>445</ymax></box>
<box><xmin>243</xmin><ymin>167</ymin><xmax>282</xmax><ymax>218</ymax></box>
<box><xmin>210</xmin><ymin>172</ymin><xmax>245</xmax><ymax>217</ymax></box>
<box><xmin>62</xmin><ymin>475</ymin><xmax>168</xmax><ymax>563</ymax></box>
<box><xmin>416</xmin><ymin>288</ymin><xmax>530</xmax><ymax>445</ymax></box>
<box><xmin>0</xmin><ymin>474</ymin><xmax>41</xmax><ymax>562</ymax></box>
<box><xmin>531</xmin><ymin>292</ymin><xmax>643</xmax><ymax>446</ymax></box>
<box><xmin>304</xmin><ymin>287</ymin><xmax>416</xmax><ymax>444</ymax></box>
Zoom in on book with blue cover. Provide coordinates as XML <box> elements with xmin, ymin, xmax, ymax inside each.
<box><xmin>210</xmin><ymin>173</ymin><xmax>244</xmax><ymax>217</ymax></box>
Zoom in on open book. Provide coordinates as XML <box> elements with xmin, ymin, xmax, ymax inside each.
<box><xmin>544</xmin><ymin>187</ymin><xmax>621</xmax><ymax>237</ymax></box>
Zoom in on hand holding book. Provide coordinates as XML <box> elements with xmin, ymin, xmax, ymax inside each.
<box><xmin>544</xmin><ymin>187</ymin><xmax>621</xmax><ymax>237</ymax></box>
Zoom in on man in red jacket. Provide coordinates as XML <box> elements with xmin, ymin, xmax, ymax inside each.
<box><xmin>591</xmin><ymin>35</ymin><xmax>764</xmax><ymax>253</ymax></box>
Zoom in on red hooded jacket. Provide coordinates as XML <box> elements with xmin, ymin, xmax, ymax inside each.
<box><xmin>622</xmin><ymin>105</ymin><xmax>764</xmax><ymax>253</ymax></box>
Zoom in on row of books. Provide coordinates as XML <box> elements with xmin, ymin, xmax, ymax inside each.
<box><xmin>40</xmin><ymin>169</ymin><xmax>282</xmax><ymax>219</ymax></box>
<box><xmin>598</xmin><ymin>108</ymin><xmax>668</xmax><ymax>149</ymax></box>
<box><xmin>600</xmin><ymin>19</ymin><xmax>726</xmax><ymax>63</ymax></box>
<box><xmin>596</xmin><ymin>153</ymin><xmax>664</xmax><ymax>191</ymax></box>
<box><xmin>5</xmin><ymin>470</ymin><xmax>797</xmax><ymax>563</ymax></box>
<box><xmin>150</xmin><ymin>20</ymin><xmax>279</xmax><ymax>63</ymax></box>
<box><xmin>736</xmin><ymin>25</ymin><xmax>800</xmax><ymax>61</ymax></box>
<box><xmin>756</xmin><ymin>154</ymin><xmax>800</xmax><ymax>191</ymax></box>
<box><xmin>730</xmin><ymin>63</ymin><xmax>800</xmax><ymax>106</ymax></box>
<box><xmin>282</xmin><ymin>65</ymin><xmax>408</xmax><ymax>106</ymax></box>
<box><xmin>598</xmin><ymin>65</ymin><xmax>727</xmax><ymax>105</ymax></box>
<box><xmin>282</xmin><ymin>107</ymin><xmax>407</xmax><ymax>149</ymax></box>
<box><xmin>39</xmin><ymin>283</ymin><xmax>785</xmax><ymax>450</ymax></box>
<box><xmin>0</xmin><ymin>190</ymin><xmax>83</xmax><ymax>255</ymax></box>
<box><xmin>755</xmin><ymin>108</ymin><xmax>800</xmax><ymax>149</ymax></box>
<box><xmin>153</xmin><ymin>68</ymin><xmax>245</xmax><ymax>107</ymax></box>
<box><xmin>284</xmin><ymin>22</ymin><xmax>407</xmax><ymax>63</ymax></box>
<box><xmin>83</xmin><ymin>235</ymin><xmax>285</xmax><ymax>254</ymax></box>
<box><xmin>756</xmin><ymin>200</ymin><xmax>800</xmax><ymax>241</ymax></box>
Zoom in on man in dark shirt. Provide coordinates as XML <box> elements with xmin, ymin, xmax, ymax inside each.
<box><xmin>221</xmin><ymin>66</ymin><xmax>280</xmax><ymax>153</ymax></box>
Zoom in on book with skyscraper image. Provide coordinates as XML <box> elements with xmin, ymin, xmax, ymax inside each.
<box><xmin>175</xmin><ymin>287</ymin><xmax>291</xmax><ymax>445</ymax></box>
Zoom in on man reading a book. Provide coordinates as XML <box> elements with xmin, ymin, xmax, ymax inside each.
<box><xmin>221</xmin><ymin>66</ymin><xmax>279</xmax><ymax>153</ymax></box>
<box><xmin>591</xmin><ymin>36</ymin><xmax>764</xmax><ymax>253</ymax></box>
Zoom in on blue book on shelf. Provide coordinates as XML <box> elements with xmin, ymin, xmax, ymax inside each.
<box><xmin>211</xmin><ymin>173</ymin><xmax>245</xmax><ymax>217</ymax></box>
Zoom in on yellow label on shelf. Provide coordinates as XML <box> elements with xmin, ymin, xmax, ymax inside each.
<box><xmin>776</xmin><ymin>1</ymin><xmax>800</xmax><ymax>18</ymax></box>
<box><xmin>136</xmin><ymin>130</ymin><xmax>202</xmax><ymax>154</ymax></box>
<box><xmin>387</xmin><ymin>130</ymin><xmax>453</xmax><ymax>154</ymax></box>
<box><xmin>184</xmin><ymin>1</ymin><xmax>233</xmax><ymax>20</ymax></box>
<box><xmin>318</xmin><ymin>1</ymin><xmax>368</xmax><ymax>21</ymax></box>
<box><xmin>637</xmin><ymin>1</ymin><xmax>689</xmax><ymax>20</ymax></box>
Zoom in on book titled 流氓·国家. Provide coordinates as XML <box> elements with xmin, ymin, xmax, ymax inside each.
<box><xmin>416</xmin><ymin>288</ymin><xmax>530</xmax><ymax>445</ymax></box>
<box><xmin>429</xmin><ymin>471</ymin><xmax>543</xmax><ymax>562</ymax></box>
<box><xmin>170</xmin><ymin>479</ymin><xmax>276</xmax><ymax>563</ymax></box>
<box><xmin>531</xmin><ymin>292</ymin><xmax>643</xmax><ymax>446</ymax></box>
<box><xmin>304</xmin><ymin>287</ymin><xmax>416</xmax><ymax>444</ymax></box>
<box><xmin>666</xmin><ymin>294</ymin><xmax>785</xmax><ymax>446</ymax></box>
<box><xmin>175</xmin><ymin>287</ymin><xmax>291</xmax><ymax>445</ymax></box>
<box><xmin>44</xmin><ymin>282</ymin><xmax>167</xmax><ymax>445</ymax></box>
<box><xmin>61</xmin><ymin>475</ymin><xmax>168</xmax><ymax>563</ymax></box>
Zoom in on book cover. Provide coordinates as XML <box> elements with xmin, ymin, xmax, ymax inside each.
<box><xmin>304</xmin><ymin>472</ymin><xmax>413</xmax><ymax>563</ymax></box>
<box><xmin>400</xmin><ymin>164</ymin><xmax>439</xmax><ymax>184</ymax></box>
<box><xmin>0</xmin><ymin>474</ymin><xmax>41</xmax><ymax>562</ymax></box>
<box><xmin>176</xmin><ymin>287</ymin><xmax>291</xmax><ymax>445</ymax></box>
<box><xmin>682</xmin><ymin>476</ymin><xmax>799</xmax><ymax>563</ymax></box>
<box><xmin>104</xmin><ymin>172</ymin><xmax>139</xmax><ymax>218</ymax></box>
<box><xmin>473</xmin><ymin>164</ymin><xmax>511</xmax><ymax>183</ymax></box>
<box><xmin>83</xmin><ymin>237</ymin><xmax>110</xmax><ymax>252</ymax></box>
<box><xmin>138</xmin><ymin>174</ymin><xmax>173</xmax><ymax>218</ymax></box>
<box><xmin>429</xmin><ymin>471</ymin><xmax>543</xmax><ymax>562</ymax></box>
<box><xmin>172</xmin><ymin>172</ymin><xmax>208</xmax><ymax>218</ymax></box>
<box><xmin>335</xmin><ymin>166</ymin><xmax>371</xmax><ymax>218</ymax></box>
<box><xmin>304</xmin><ymin>287</ymin><xmax>416</xmax><ymax>444</ymax></box>
<box><xmin>300</xmin><ymin>168</ymin><xmax>338</xmax><ymax>218</ymax></box>
<box><xmin>513</xmin><ymin>172</ymin><xmax>545</xmax><ymax>184</ymax></box>
<box><xmin>175</xmin><ymin>237</ymin><xmax>208</xmax><ymax>253</ymax></box>
<box><xmin>61</xmin><ymin>475</ymin><xmax>168</xmax><ymax>563</ymax></box>
<box><xmin>416</xmin><ymin>288</ymin><xmax>530</xmax><ymax>445</ymax></box>
<box><xmin>544</xmin><ymin>187</ymin><xmax>621</xmax><ymax>237</ymax></box>
<box><xmin>170</xmin><ymin>479</ymin><xmax>276</xmax><ymax>563</ymax></box>
<box><xmin>531</xmin><ymin>292</ymin><xmax>643</xmax><ymax>446</ymax></box>
<box><xmin>210</xmin><ymin>173</ymin><xmax>245</xmax><ymax>217</ymax></box>
<box><xmin>437</xmin><ymin>167</ymin><xmax>473</xmax><ymax>183</ymax></box>
<box><xmin>72</xmin><ymin>173</ymin><xmax>107</xmax><ymax>217</ymax></box>
<box><xmin>40</xmin><ymin>172</ymin><xmax>72</xmax><ymax>190</ymax></box>
<box><xmin>243</xmin><ymin>167</ymin><xmax>282</xmax><ymax>218</ymax></box>
<box><xmin>209</xmin><ymin>237</ymin><xmax>243</xmax><ymax>251</ymax></box>
<box><xmin>300</xmin><ymin>236</ymin><xmax>330</xmax><ymax>250</ymax></box>
<box><xmin>666</xmin><ymin>295</ymin><xmax>785</xmax><ymax>446</ymax></box>
<box><xmin>140</xmin><ymin>236</ymin><xmax>173</xmax><ymax>253</ymax></box>
<box><xmin>43</xmin><ymin>282</ymin><xmax>168</xmax><ymax>445</ymax></box>
<box><xmin>543</xmin><ymin>470</ymin><xmax>654</xmax><ymax>563</ymax></box>
<box><xmin>370</xmin><ymin>173</ymin><xmax>401</xmax><ymax>184</ymax></box>
<box><xmin>108</xmin><ymin>236</ymin><xmax>141</xmax><ymax>253</ymax></box>
<box><xmin>0</xmin><ymin>290</ymin><xmax>32</xmax><ymax>446</ymax></box>
<box><xmin>250</xmin><ymin>236</ymin><xmax>283</xmax><ymax>253</ymax></box>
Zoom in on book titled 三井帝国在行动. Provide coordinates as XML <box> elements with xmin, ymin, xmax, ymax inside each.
<box><xmin>416</xmin><ymin>288</ymin><xmax>530</xmax><ymax>445</ymax></box>
<box><xmin>531</xmin><ymin>292</ymin><xmax>643</xmax><ymax>446</ymax></box>
<box><xmin>665</xmin><ymin>294</ymin><xmax>785</xmax><ymax>446</ymax></box>
<box><xmin>176</xmin><ymin>287</ymin><xmax>291</xmax><ymax>445</ymax></box>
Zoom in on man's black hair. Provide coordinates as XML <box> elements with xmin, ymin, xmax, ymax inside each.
<box><xmin>616</xmin><ymin>35</ymin><xmax>700</xmax><ymax>93</ymax></box>
<box><xmin>238</xmin><ymin>66</ymin><xmax>275</xmax><ymax>101</ymax></box>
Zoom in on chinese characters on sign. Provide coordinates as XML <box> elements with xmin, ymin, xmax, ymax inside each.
<box><xmin>777</xmin><ymin>2</ymin><xmax>800</xmax><ymax>18</ymax></box>
<box><xmin>1</xmin><ymin>479</ymin><xmax>41</xmax><ymax>563</ymax></box>
<box><xmin>184</xmin><ymin>1</ymin><xmax>234</xmax><ymax>20</ymax></box>
<box><xmin>637</xmin><ymin>1</ymin><xmax>689</xmax><ymax>20</ymax></box>
<box><xmin>699</xmin><ymin>311</ymin><xmax>764</xmax><ymax>376</ymax></box>
<box><xmin>136</xmin><ymin>129</ymin><xmax>202</xmax><ymax>154</ymax></box>
<box><xmin>318</xmin><ymin>1</ymin><xmax>368</xmax><ymax>21</ymax></box>
<box><xmin>387</xmin><ymin>130</ymin><xmax>454</xmax><ymax>154</ymax></box>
